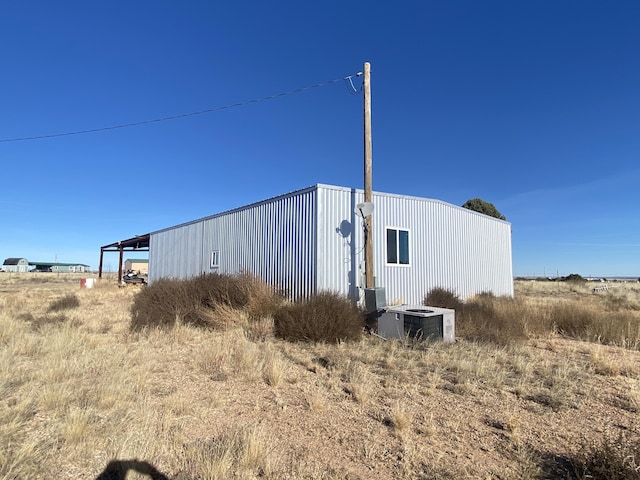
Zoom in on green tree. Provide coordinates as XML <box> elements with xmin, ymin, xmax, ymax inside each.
<box><xmin>462</xmin><ymin>198</ymin><xmax>506</xmax><ymax>220</ymax></box>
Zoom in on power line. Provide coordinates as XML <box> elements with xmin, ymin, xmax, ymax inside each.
<box><xmin>0</xmin><ymin>72</ymin><xmax>363</xmax><ymax>144</ymax></box>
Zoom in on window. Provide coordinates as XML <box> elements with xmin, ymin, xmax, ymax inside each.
<box><xmin>210</xmin><ymin>250</ymin><xmax>220</xmax><ymax>269</ymax></box>
<box><xmin>386</xmin><ymin>228</ymin><xmax>410</xmax><ymax>265</ymax></box>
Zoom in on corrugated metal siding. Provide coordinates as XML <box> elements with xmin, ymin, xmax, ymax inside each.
<box><xmin>372</xmin><ymin>192</ymin><xmax>513</xmax><ymax>303</ymax></box>
<box><xmin>149</xmin><ymin>188</ymin><xmax>318</xmax><ymax>300</ymax></box>
<box><xmin>149</xmin><ymin>222</ymin><xmax>204</xmax><ymax>281</ymax></box>
<box><xmin>316</xmin><ymin>186</ymin><xmax>363</xmax><ymax>300</ymax></box>
<box><xmin>149</xmin><ymin>184</ymin><xmax>512</xmax><ymax>304</ymax></box>
<box><xmin>315</xmin><ymin>185</ymin><xmax>513</xmax><ymax>303</ymax></box>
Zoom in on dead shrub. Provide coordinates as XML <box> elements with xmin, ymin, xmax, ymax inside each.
<box><xmin>467</xmin><ymin>294</ymin><xmax>532</xmax><ymax>344</ymax></box>
<box><xmin>424</xmin><ymin>288</ymin><xmax>529</xmax><ymax>344</ymax></box>
<box><xmin>602</xmin><ymin>293</ymin><xmax>640</xmax><ymax>312</ymax></box>
<box><xmin>47</xmin><ymin>294</ymin><xmax>80</xmax><ymax>312</ymax></box>
<box><xmin>200</xmin><ymin>304</ymin><xmax>245</xmax><ymax>330</ymax></box>
<box><xmin>551</xmin><ymin>301</ymin><xmax>640</xmax><ymax>348</ymax></box>
<box><xmin>243</xmin><ymin>274</ymin><xmax>284</xmax><ymax>321</ymax></box>
<box><xmin>178</xmin><ymin>424</ymin><xmax>274</xmax><ymax>478</ymax></box>
<box><xmin>551</xmin><ymin>302</ymin><xmax>597</xmax><ymax>339</ymax></box>
<box><xmin>526</xmin><ymin>390</ymin><xmax>566</xmax><ymax>412</ymax></box>
<box><xmin>16</xmin><ymin>313</ymin><xmax>35</xmax><ymax>323</ymax></box>
<box><xmin>273</xmin><ymin>291</ymin><xmax>363</xmax><ymax>343</ymax></box>
<box><xmin>424</xmin><ymin>286</ymin><xmax>640</xmax><ymax>348</ymax></box>
<box><xmin>30</xmin><ymin>314</ymin><xmax>68</xmax><ymax>331</ymax></box>
<box><xmin>244</xmin><ymin>317</ymin><xmax>274</xmax><ymax>342</ymax></box>
<box><xmin>569</xmin><ymin>432</ymin><xmax>640</xmax><ymax>480</ymax></box>
<box><xmin>424</xmin><ymin>287</ymin><xmax>464</xmax><ymax>311</ymax></box>
<box><xmin>189</xmin><ymin>273</ymin><xmax>251</xmax><ymax>309</ymax></box>
<box><xmin>130</xmin><ymin>278</ymin><xmax>196</xmax><ymax>330</ymax></box>
<box><xmin>130</xmin><ymin>274</ymin><xmax>283</xmax><ymax>331</ymax></box>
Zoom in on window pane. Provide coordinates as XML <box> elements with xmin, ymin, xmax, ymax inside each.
<box><xmin>386</xmin><ymin>229</ymin><xmax>397</xmax><ymax>264</ymax></box>
<box><xmin>399</xmin><ymin>230</ymin><xmax>409</xmax><ymax>264</ymax></box>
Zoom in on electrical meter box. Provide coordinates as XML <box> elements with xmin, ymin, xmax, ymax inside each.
<box><xmin>364</xmin><ymin>287</ymin><xmax>387</xmax><ymax>313</ymax></box>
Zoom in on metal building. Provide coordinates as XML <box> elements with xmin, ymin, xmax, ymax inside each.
<box><xmin>2</xmin><ymin>259</ymin><xmax>90</xmax><ymax>273</ymax></box>
<box><xmin>34</xmin><ymin>263</ymin><xmax>90</xmax><ymax>273</ymax></box>
<box><xmin>124</xmin><ymin>258</ymin><xmax>149</xmax><ymax>275</ymax></box>
<box><xmin>2</xmin><ymin>258</ymin><xmax>29</xmax><ymax>272</ymax></box>
<box><xmin>148</xmin><ymin>184</ymin><xmax>513</xmax><ymax>303</ymax></box>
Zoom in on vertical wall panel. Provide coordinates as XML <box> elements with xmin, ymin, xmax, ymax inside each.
<box><xmin>149</xmin><ymin>184</ymin><xmax>513</xmax><ymax>305</ymax></box>
<box><xmin>316</xmin><ymin>185</ymin><xmax>513</xmax><ymax>304</ymax></box>
<box><xmin>149</xmin><ymin>187</ymin><xmax>317</xmax><ymax>300</ymax></box>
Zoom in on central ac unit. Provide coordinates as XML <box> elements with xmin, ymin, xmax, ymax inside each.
<box><xmin>378</xmin><ymin>305</ymin><xmax>455</xmax><ymax>343</ymax></box>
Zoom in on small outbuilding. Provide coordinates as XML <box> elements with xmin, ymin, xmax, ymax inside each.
<box><xmin>145</xmin><ymin>184</ymin><xmax>513</xmax><ymax>304</ymax></box>
<box><xmin>2</xmin><ymin>258</ymin><xmax>29</xmax><ymax>272</ymax></box>
<box><xmin>124</xmin><ymin>258</ymin><xmax>148</xmax><ymax>275</ymax></box>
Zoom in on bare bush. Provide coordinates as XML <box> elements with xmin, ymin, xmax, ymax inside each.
<box><xmin>273</xmin><ymin>291</ymin><xmax>363</xmax><ymax>343</ymax></box>
<box><xmin>189</xmin><ymin>273</ymin><xmax>251</xmax><ymax>309</ymax></box>
<box><xmin>569</xmin><ymin>432</ymin><xmax>640</xmax><ymax>480</ymax></box>
<box><xmin>130</xmin><ymin>274</ymin><xmax>283</xmax><ymax>331</ymax></box>
<box><xmin>130</xmin><ymin>278</ymin><xmax>195</xmax><ymax>330</ymax></box>
<box><xmin>425</xmin><ymin>286</ymin><xmax>640</xmax><ymax>348</ymax></box>
<box><xmin>424</xmin><ymin>288</ymin><xmax>530</xmax><ymax>344</ymax></box>
<box><xmin>47</xmin><ymin>294</ymin><xmax>80</xmax><ymax>312</ymax></box>
<box><xmin>424</xmin><ymin>287</ymin><xmax>465</xmax><ymax>311</ymax></box>
<box><xmin>30</xmin><ymin>314</ymin><xmax>69</xmax><ymax>331</ymax></box>
<box><xmin>177</xmin><ymin>424</ymin><xmax>275</xmax><ymax>478</ymax></box>
<box><xmin>551</xmin><ymin>301</ymin><xmax>640</xmax><ymax>348</ymax></box>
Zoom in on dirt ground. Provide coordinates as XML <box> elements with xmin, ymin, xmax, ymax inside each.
<box><xmin>1</xmin><ymin>274</ymin><xmax>639</xmax><ymax>479</ymax></box>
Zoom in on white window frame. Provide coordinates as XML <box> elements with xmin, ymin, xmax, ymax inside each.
<box><xmin>210</xmin><ymin>250</ymin><xmax>220</xmax><ymax>269</ymax></box>
<box><xmin>385</xmin><ymin>226</ymin><xmax>411</xmax><ymax>266</ymax></box>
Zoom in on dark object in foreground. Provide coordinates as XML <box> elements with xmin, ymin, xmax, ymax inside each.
<box><xmin>123</xmin><ymin>272</ymin><xmax>146</xmax><ymax>286</ymax></box>
<box><xmin>95</xmin><ymin>459</ymin><xmax>170</xmax><ymax>480</ymax></box>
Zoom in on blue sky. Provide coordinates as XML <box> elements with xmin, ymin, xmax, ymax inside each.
<box><xmin>1</xmin><ymin>1</ymin><xmax>638</xmax><ymax>277</ymax></box>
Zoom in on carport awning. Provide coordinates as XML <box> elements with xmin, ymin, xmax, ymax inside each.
<box><xmin>99</xmin><ymin>234</ymin><xmax>150</xmax><ymax>281</ymax></box>
<box><xmin>100</xmin><ymin>234</ymin><xmax>150</xmax><ymax>251</ymax></box>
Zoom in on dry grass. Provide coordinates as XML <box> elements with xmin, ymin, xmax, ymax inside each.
<box><xmin>273</xmin><ymin>291</ymin><xmax>364</xmax><ymax>343</ymax></box>
<box><xmin>1</xmin><ymin>276</ymin><xmax>640</xmax><ymax>479</ymax></box>
<box><xmin>130</xmin><ymin>272</ymin><xmax>284</xmax><ymax>331</ymax></box>
<box><xmin>426</xmin><ymin>281</ymin><xmax>640</xmax><ymax>348</ymax></box>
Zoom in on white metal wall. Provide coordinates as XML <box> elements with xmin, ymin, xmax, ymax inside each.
<box><xmin>316</xmin><ymin>186</ymin><xmax>364</xmax><ymax>300</ymax></box>
<box><xmin>149</xmin><ymin>184</ymin><xmax>513</xmax><ymax>304</ymax></box>
<box><xmin>149</xmin><ymin>187</ymin><xmax>318</xmax><ymax>300</ymax></box>
<box><xmin>149</xmin><ymin>222</ymin><xmax>203</xmax><ymax>281</ymax></box>
<box><xmin>315</xmin><ymin>185</ymin><xmax>513</xmax><ymax>303</ymax></box>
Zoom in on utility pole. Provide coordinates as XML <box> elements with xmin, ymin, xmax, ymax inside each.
<box><xmin>363</xmin><ymin>62</ymin><xmax>374</xmax><ymax>289</ymax></box>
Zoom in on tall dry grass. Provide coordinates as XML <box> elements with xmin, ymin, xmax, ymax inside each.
<box><xmin>425</xmin><ymin>281</ymin><xmax>640</xmax><ymax>349</ymax></box>
<box><xmin>1</xmin><ymin>275</ymin><xmax>639</xmax><ymax>479</ymax></box>
<box><xmin>130</xmin><ymin>272</ymin><xmax>283</xmax><ymax>330</ymax></box>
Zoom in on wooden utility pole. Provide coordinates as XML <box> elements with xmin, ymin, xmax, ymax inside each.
<box><xmin>363</xmin><ymin>62</ymin><xmax>374</xmax><ymax>288</ymax></box>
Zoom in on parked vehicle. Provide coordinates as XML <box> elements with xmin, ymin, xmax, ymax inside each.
<box><xmin>123</xmin><ymin>270</ymin><xmax>146</xmax><ymax>285</ymax></box>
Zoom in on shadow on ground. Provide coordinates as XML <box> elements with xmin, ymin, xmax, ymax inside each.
<box><xmin>95</xmin><ymin>459</ymin><xmax>170</xmax><ymax>480</ymax></box>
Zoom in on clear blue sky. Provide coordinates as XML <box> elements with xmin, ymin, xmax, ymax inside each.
<box><xmin>1</xmin><ymin>1</ymin><xmax>638</xmax><ymax>277</ymax></box>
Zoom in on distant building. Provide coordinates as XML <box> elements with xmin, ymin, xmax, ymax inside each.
<box><xmin>30</xmin><ymin>262</ymin><xmax>90</xmax><ymax>273</ymax></box>
<box><xmin>124</xmin><ymin>258</ymin><xmax>148</xmax><ymax>274</ymax></box>
<box><xmin>2</xmin><ymin>258</ymin><xmax>29</xmax><ymax>272</ymax></box>
<box><xmin>1</xmin><ymin>258</ymin><xmax>90</xmax><ymax>273</ymax></box>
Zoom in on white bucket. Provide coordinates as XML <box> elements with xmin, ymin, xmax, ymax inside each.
<box><xmin>80</xmin><ymin>278</ymin><xmax>96</xmax><ymax>289</ymax></box>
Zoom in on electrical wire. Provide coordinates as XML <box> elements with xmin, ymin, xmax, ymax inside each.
<box><xmin>0</xmin><ymin>72</ymin><xmax>362</xmax><ymax>144</ymax></box>
<box><xmin>343</xmin><ymin>75</ymin><xmax>363</xmax><ymax>95</ymax></box>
